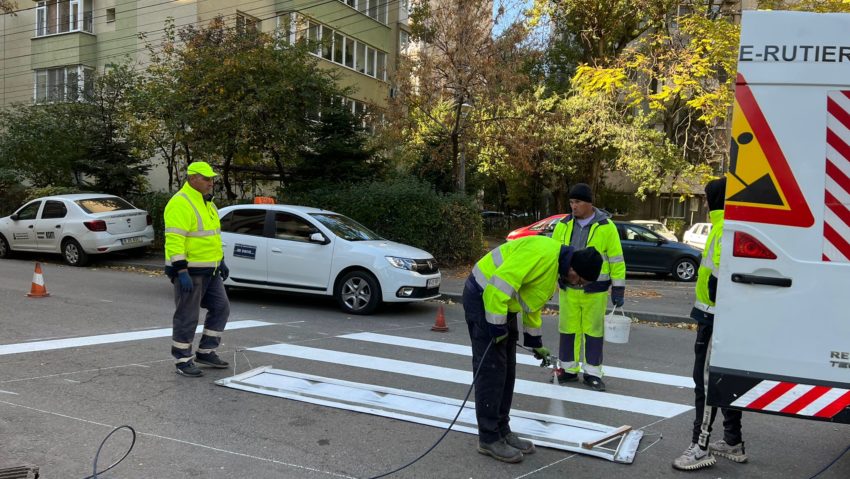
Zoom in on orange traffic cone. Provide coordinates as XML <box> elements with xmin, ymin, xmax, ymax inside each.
<box><xmin>27</xmin><ymin>262</ymin><xmax>50</xmax><ymax>298</ymax></box>
<box><xmin>431</xmin><ymin>304</ymin><xmax>448</xmax><ymax>332</ymax></box>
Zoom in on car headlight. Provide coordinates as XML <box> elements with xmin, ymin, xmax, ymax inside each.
<box><xmin>386</xmin><ymin>256</ymin><xmax>417</xmax><ymax>271</ymax></box>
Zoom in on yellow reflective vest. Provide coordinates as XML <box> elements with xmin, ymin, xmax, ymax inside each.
<box><xmin>694</xmin><ymin>210</ymin><xmax>724</xmax><ymax>313</ymax></box>
<box><xmin>164</xmin><ymin>182</ymin><xmax>223</xmax><ymax>271</ymax></box>
<box><xmin>551</xmin><ymin>213</ymin><xmax>625</xmax><ymax>293</ymax></box>
<box><xmin>471</xmin><ymin>235</ymin><xmax>563</xmax><ymax>347</ymax></box>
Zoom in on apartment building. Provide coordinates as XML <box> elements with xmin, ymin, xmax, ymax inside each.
<box><xmin>0</xmin><ymin>0</ymin><xmax>411</xmax><ymax>112</ymax></box>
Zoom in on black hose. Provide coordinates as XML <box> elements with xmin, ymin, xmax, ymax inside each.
<box><xmin>80</xmin><ymin>425</ymin><xmax>136</xmax><ymax>479</ymax></box>
<box><xmin>807</xmin><ymin>442</ymin><xmax>850</xmax><ymax>479</ymax></box>
<box><xmin>365</xmin><ymin>339</ymin><xmax>495</xmax><ymax>479</ymax></box>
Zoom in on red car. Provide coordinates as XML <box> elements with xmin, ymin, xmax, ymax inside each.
<box><xmin>506</xmin><ymin>214</ymin><xmax>568</xmax><ymax>240</ymax></box>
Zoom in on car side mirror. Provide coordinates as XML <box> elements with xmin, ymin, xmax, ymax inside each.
<box><xmin>310</xmin><ymin>232</ymin><xmax>329</xmax><ymax>244</ymax></box>
<box><xmin>9</xmin><ymin>214</ymin><xmax>18</xmax><ymax>221</ymax></box>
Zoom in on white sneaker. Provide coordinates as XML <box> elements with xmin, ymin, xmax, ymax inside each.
<box><xmin>710</xmin><ymin>439</ymin><xmax>747</xmax><ymax>463</ymax></box>
<box><xmin>672</xmin><ymin>443</ymin><xmax>716</xmax><ymax>471</ymax></box>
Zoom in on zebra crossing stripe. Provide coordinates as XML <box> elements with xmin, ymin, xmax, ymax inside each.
<box><xmin>0</xmin><ymin>320</ymin><xmax>275</xmax><ymax>356</ymax></box>
<box><xmin>248</xmin><ymin>343</ymin><xmax>693</xmax><ymax>418</ymax></box>
<box><xmin>340</xmin><ymin>332</ymin><xmax>695</xmax><ymax>389</ymax></box>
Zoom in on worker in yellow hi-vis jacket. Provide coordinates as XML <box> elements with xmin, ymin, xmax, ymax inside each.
<box><xmin>463</xmin><ymin>235</ymin><xmax>602</xmax><ymax>463</ymax></box>
<box><xmin>550</xmin><ymin>183</ymin><xmax>626</xmax><ymax>392</ymax></box>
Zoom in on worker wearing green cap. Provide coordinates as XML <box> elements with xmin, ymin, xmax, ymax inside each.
<box><xmin>163</xmin><ymin>161</ymin><xmax>231</xmax><ymax>377</ymax></box>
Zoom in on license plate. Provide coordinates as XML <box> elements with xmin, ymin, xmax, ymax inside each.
<box><xmin>427</xmin><ymin>278</ymin><xmax>441</xmax><ymax>289</ymax></box>
<box><xmin>121</xmin><ymin>236</ymin><xmax>143</xmax><ymax>245</ymax></box>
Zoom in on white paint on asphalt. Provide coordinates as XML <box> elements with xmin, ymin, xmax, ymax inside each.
<box><xmin>340</xmin><ymin>332</ymin><xmax>695</xmax><ymax>388</ymax></box>
<box><xmin>0</xmin><ymin>320</ymin><xmax>275</xmax><ymax>356</ymax></box>
<box><xmin>0</xmin><ymin>389</ymin><xmax>19</xmax><ymax>395</ymax></box>
<box><xmin>249</xmin><ymin>343</ymin><xmax>693</xmax><ymax>418</ymax></box>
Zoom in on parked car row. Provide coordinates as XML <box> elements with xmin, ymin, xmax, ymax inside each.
<box><xmin>505</xmin><ymin>215</ymin><xmax>703</xmax><ymax>281</ymax></box>
<box><xmin>0</xmin><ymin>195</ymin><xmax>440</xmax><ymax>315</ymax></box>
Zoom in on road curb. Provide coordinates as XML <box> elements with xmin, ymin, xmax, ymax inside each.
<box><xmin>439</xmin><ymin>292</ymin><xmax>694</xmax><ymax>324</ymax></box>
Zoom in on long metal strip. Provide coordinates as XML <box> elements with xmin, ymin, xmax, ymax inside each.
<box><xmin>216</xmin><ymin>367</ymin><xmax>644</xmax><ymax>463</ymax></box>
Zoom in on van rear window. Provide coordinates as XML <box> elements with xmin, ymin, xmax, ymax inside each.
<box><xmin>75</xmin><ymin>197</ymin><xmax>134</xmax><ymax>214</ymax></box>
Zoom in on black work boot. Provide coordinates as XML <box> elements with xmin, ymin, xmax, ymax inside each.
<box><xmin>504</xmin><ymin>432</ymin><xmax>535</xmax><ymax>454</ymax></box>
<box><xmin>195</xmin><ymin>351</ymin><xmax>229</xmax><ymax>368</ymax></box>
<box><xmin>477</xmin><ymin>438</ymin><xmax>523</xmax><ymax>463</ymax></box>
<box><xmin>175</xmin><ymin>361</ymin><xmax>203</xmax><ymax>377</ymax></box>
<box><xmin>583</xmin><ymin>374</ymin><xmax>606</xmax><ymax>391</ymax></box>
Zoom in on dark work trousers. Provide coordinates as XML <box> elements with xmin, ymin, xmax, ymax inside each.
<box><xmin>171</xmin><ymin>273</ymin><xmax>230</xmax><ymax>365</ymax></box>
<box><xmin>692</xmin><ymin>320</ymin><xmax>743</xmax><ymax>446</ymax></box>
<box><xmin>463</xmin><ymin>275</ymin><xmax>519</xmax><ymax>444</ymax></box>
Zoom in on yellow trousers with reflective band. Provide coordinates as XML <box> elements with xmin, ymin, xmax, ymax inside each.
<box><xmin>558</xmin><ymin>288</ymin><xmax>607</xmax><ymax>377</ymax></box>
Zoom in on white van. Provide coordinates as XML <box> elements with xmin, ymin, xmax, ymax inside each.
<box><xmin>710</xmin><ymin>11</ymin><xmax>850</xmax><ymax>424</ymax></box>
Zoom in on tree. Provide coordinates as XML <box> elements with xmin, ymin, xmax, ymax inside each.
<box><xmin>393</xmin><ymin>0</ymin><xmax>531</xmax><ymax>193</ymax></box>
<box><xmin>138</xmin><ymin>17</ymin><xmax>363</xmax><ymax>199</ymax></box>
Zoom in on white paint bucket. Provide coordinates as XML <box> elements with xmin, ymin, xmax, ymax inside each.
<box><xmin>604</xmin><ymin>308</ymin><xmax>631</xmax><ymax>344</ymax></box>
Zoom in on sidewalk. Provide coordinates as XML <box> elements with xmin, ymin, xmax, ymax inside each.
<box><xmin>99</xmin><ymin>251</ymin><xmax>693</xmax><ymax>324</ymax></box>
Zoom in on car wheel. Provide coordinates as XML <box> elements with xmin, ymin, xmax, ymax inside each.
<box><xmin>335</xmin><ymin>270</ymin><xmax>381</xmax><ymax>315</ymax></box>
<box><xmin>673</xmin><ymin>258</ymin><xmax>697</xmax><ymax>282</ymax></box>
<box><xmin>62</xmin><ymin>238</ymin><xmax>89</xmax><ymax>267</ymax></box>
<box><xmin>0</xmin><ymin>234</ymin><xmax>10</xmax><ymax>259</ymax></box>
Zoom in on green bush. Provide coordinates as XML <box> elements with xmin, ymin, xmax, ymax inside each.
<box><xmin>283</xmin><ymin>177</ymin><xmax>484</xmax><ymax>265</ymax></box>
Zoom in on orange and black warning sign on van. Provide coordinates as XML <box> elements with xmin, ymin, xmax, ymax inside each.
<box><xmin>725</xmin><ymin>74</ymin><xmax>814</xmax><ymax>228</ymax></box>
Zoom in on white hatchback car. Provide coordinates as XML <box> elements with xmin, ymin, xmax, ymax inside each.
<box><xmin>683</xmin><ymin>222</ymin><xmax>712</xmax><ymax>250</ymax></box>
<box><xmin>218</xmin><ymin>204</ymin><xmax>441</xmax><ymax>314</ymax></box>
<box><xmin>0</xmin><ymin>194</ymin><xmax>154</xmax><ymax>266</ymax></box>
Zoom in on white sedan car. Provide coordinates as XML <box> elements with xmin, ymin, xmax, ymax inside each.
<box><xmin>219</xmin><ymin>204</ymin><xmax>441</xmax><ymax>315</ymax></box>
<box><xmin>683</xmin><ymin>222</ymin><xmax>712</xmax><ymax>250</ymax></box>
<box><xmin>0</xmin><ymin>194</ymin><xmax>154</xmax><ymax>266</ymax></box>
<box><xmin>629</xmin><ymin>220</ymin><xmax>678</xmax><ymax>242</ymax></box>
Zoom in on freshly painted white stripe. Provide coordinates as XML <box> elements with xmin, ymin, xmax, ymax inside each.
<box><xmin>798</xmin><ymin>388</ymin><xmax>850</xmax><ymax>416</ymax></box>
<box><xmin>249</xmin><ymin>343</ymin><xmax>692</xmax><ymax>418</ymax></box>
<box><xmin>0</xmin><ymin>320</ymin><xmax>275</xmax><ymax>356</ymax></box>
<box><xmin>0</xmin><ymin>389</ymin><xmax>19</xmax><ymax>395</ymax></box>
<box><xmin>339</xmin><ymin>332</ymin><xmax>695</xmax><ymax>389</ymax></box>
<box><xmin>762</xmin><ymin>384</ymin><xmax>815</xmax><ymax>412</ymax></box>
<box><xmin>730</xmin><ymin>380</ymin><xmax>780</xmax><ymax>408</ymax></box>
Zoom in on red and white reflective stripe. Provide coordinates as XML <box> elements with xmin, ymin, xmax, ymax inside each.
<box><xmin>731</xmin><ymin>380</ymin><xmax>850</xmax><ymax>418</ymax></box>
<box><xmin>823</xmin><ymin>91</ymin><xmax>850</xmax><ymax>262</ymax></box>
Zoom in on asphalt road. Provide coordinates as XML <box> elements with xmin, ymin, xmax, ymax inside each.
<box><xmin>0</xmin><ymin>258</ymin><xmax>848</xmax><ymax>478</ymax></box>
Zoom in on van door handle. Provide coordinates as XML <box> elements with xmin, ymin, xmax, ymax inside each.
<box><xmin>271</xmin><ymin>248</ymin><xmax>282</xmax><ymax>253</ymax></box>
<box><xmin>731</xmin><ymin>273</ymin><xmax>792</xmax><ymax>287</ymax></box>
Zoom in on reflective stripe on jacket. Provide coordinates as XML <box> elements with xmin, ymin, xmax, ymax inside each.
<box><xmin>694</xmin><ymin>210</ymin><xmax>723</xmax><ymax>313</ymax></box>
<box><xmin>471</xmin><ymin>235</ymin><xmax>562</xmax><ymax>345</ymax></box>
<box><xmin>164</xmin><ymin>182</ymin><xmax>223</xmax><ymax>270</ymax></box>
<box><xmin>551</xmin><ymin>213</ymin><xmax>625</xmax><ymax>293</ymax></box>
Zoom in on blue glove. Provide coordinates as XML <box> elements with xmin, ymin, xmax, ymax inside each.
<box><xmin>611</xmin><ymin>286</ymin><xmax>625</xmax><ymax>307</ymax></box>
<box><xmin>489</xmin><ymin>324</ymin><xmax>509</xmax><ymax>343</ymax></box>
<box><xmin>219</xmin><ymin>261</ymin><xmax>230</xmax><ymax>281</ymax></box>
<box><xmin>177</xmin><ymin>270</ymin><xmax>193</xmax><ymax>293</ymax></box>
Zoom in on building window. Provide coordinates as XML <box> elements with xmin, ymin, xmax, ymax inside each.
<box><xmin>236</xmin><ymin>12</ymin><xmax>259</xmax><ymax>35</ymax></box>
<box><xmin>661</xmin><ymin>195</ymin><xmax>686</xmax><ymax>219</ymax></box>
<box><xmin>295</xmin><ymin>14</ymin><xmax>388</xmax><ymax>81</ymax></box>
<box><xmin>399</xmin><ymin>30</ymin><xmax>410</xmax><ymax>53</ymax></box>
<box><xmin>35</xmin><ymin>0</ymin><xmax>92</xmax><ymax>36</ymax></box>
<box><xmin>34</xmin><ymin>65</ymin><xmax>93</xmax><ymax>103</ymax></box>
<box><xmin>345</xmin><ymin>0</ymin><xmax>388</xmax><ymax>25</ymax></box>
<box><xmin>106</xmin><ymin>8</ymin><xmax>115</xmax><ymax>23</ymax></box>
